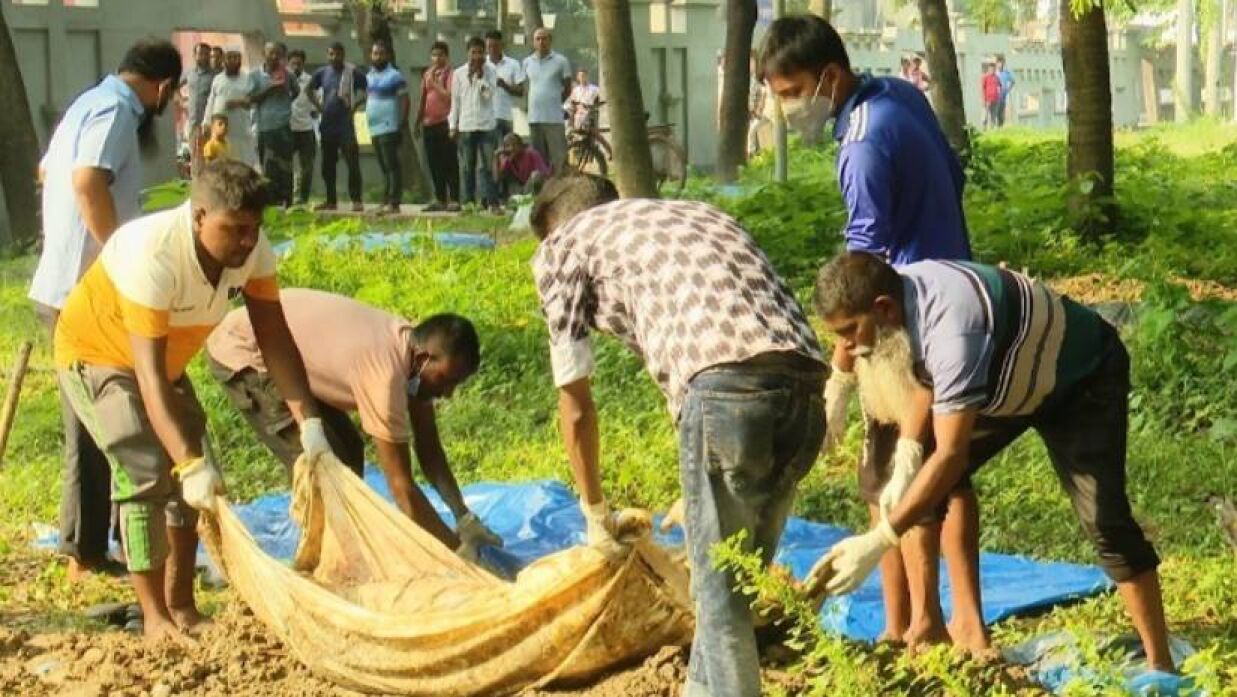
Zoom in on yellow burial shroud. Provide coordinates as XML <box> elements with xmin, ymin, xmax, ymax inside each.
<box><xmin>199</xmin><ymin>454</ymin><xmax>695</xmax><ymax>696</ymax></box>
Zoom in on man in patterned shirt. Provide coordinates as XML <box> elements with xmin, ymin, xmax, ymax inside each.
<box><xmin>530</xmin><ymin>174</ymin><xmax>827</xmax><ymax>697</ymax></box>
<box><xmin>805</xmin><ymin>252</ymin><xmax>1173</xmax><ymax>672</ymax></box>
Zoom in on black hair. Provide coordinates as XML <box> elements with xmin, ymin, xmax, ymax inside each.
<box><xmin>485</xmin><ymin>30</ymin><xmax>504</xmax><ymax>42</ymax></box>
<box><xmin>758</xmin><ymin>15</ymin><xmax>850</xmax><ymax>78</ymax></box>
<box><xmin>466</xmin><ymin>36</ymin><xmax>485</xmax><ymax>52</ymax></box>
<box><xmin>431</xmin><ymin>40</ymin><xmax>449</xmax><ymax>55</ymax></box>
<box><xmin>195</xmin><ymin>42</ymin><xmax>212</xmax><ymax>53</ymax></box>
<box><xmin>813</xmin><ymin>252</ymin><xmax>904</xmax><ymax>319</ymax></box>
<box><xmin>118</xmin><ymin>38</ymin><xmax>183</xmax><ymax>85</ymax></box>
<box><xmin>530</xmin><ymin>173</ymin><xmax>619</xmax><ymax>240</ymax></box>
<box><xmin>288</xmin><ymin>49</ymin><xmax>307</xmax><ymax>62</ymax></box>
<box><xmin>210</xmin><ymin>46</ymin><xmax>224</xmax><ymax>54</ymax></box>
<box><xmin>192</xmin><ymin>159</ymin><xmax>269</xmax><ymax>214</ymax></box>
<box><xmin>329</xmin><ymin>41</ymin><xmax>345</xmax><ymax>53</ymax></box>
<box><xmin>414</xmin><ymin>314</ymin><xmax>481</xmax><ymax>374</ymax></box>
<box><xmin>210</xmin><ymin>113</ymin><xmax>229</xmax><ymax>123</ymax></box>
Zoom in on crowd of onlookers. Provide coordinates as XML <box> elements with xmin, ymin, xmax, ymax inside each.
<box><xmin>178</xmin><ymin>28</ymin><xmax>600</xmax><ymax>215</ymax></box>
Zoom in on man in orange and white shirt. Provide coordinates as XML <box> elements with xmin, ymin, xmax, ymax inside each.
<box><xmin>54</xmin><ymin>159</ymin><xmax>332</xmax><ymax>644</ymax></box>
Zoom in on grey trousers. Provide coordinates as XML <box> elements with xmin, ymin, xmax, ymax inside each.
<box><xmin>36</xmin><ymin>305</ymin><xmax>116</xmax><ymax>564</ymax></box>
<box><xmin>528</xmin><ymin>122</ymin><xmax>567</xmax><ymax>174</ymax></box>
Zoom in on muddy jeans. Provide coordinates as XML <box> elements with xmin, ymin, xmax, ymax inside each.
<box><xmin>679</xmin><ymin>353</ymin><xmax>826</xmax><ymax>697</ymax></box>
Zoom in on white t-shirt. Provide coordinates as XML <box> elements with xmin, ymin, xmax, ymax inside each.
<box><xmin>488</xmin><ymin>55</ymin><xmax>524</xmax><ymax>122</ymax></box>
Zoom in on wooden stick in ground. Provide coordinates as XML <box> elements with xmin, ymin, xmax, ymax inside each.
<box><xmin>0</xmin><ymin>340</ymin><xmax>34</xmax><ymax>467</ymax></box>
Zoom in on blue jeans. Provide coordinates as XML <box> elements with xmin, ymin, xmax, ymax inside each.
<box><xmin>458</xmin><ymin>129</ymin><xmax>497</xmax><ymax>205</ymax></box>
<box><xmin>678</xmin><ymin>355</ymin><xmax>826</xmax><ymax>697</ymax></box>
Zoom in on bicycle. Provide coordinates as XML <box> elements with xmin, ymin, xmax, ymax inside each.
<box><xmin>565</xmin><ymin>101</ymin><xmax>689</xmax><ymax>192</ymax></box>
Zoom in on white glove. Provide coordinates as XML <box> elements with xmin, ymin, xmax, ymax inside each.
<box><xmin>808</xmin><ymin>518</ymin><xmax>899</xmax><ymax>597</ymax></box>
<box><xmin>878</xmin><ymin>438</ymin><xmax>924</xmax><ymax>518</ymax></box>
<box><xmin>177</xmin><ymin>457</ymin><xmax>225</xmax><ymax>513</ymax></box>
<box><xmin>581</xmin><ymin>499</ymin><xmax>629</xmax><ymax>560</ymax></box>
<box><xmin>822</xmin><ymin>365</ymin><xmax>856</xmax><ymax>452</ymax></box>
<box><xmin>659</xmin><ymin>497</ymin><xmax>685</xmax><ymax>533</ymax></box>
<box><xmin>456</xmin><ymin>511</ymin><xmax>504</xmax><ymax>551</ymax></box>
<box><xmin>299</xmin><ymin>417</ymin><xmax>333</xmax><ymax>464</ymax></box>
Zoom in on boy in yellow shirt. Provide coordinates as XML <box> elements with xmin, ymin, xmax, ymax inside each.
<box><xmin>201</xmin><ymin>113</ymin><xmax>231</xmax><ymax>163</ymax></box>
<box><xmin>55</xmin><ymin>160</ymin><xmax>335</xmax><ymax>643</ymax></box>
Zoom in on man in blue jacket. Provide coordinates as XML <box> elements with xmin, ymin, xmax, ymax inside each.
<box><xmin>761</xmin><ymin>15</ymin><xmax>983</xmax><ymax>652</ymax></box>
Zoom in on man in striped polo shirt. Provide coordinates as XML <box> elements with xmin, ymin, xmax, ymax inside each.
<box><xmin>806</xmin><ymin>252</ymin><xmax>1173</xmax><ymax>671</ymax></box>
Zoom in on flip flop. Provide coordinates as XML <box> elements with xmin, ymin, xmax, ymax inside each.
<box><xmin>83</xmin><ymin>602</ymin><xmax>130</xmax><ymax>626</ymax></box>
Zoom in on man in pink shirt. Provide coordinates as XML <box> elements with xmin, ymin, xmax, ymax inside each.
<box><xmin>493</xmin><ymin>133</ymin><xmax>550</xmax><ymax>202</ymax></box>
<box><xmin>205</xmin><ymin>288</ymin><xmax>502</xmax><ymax>562</ymax></box>
<box><xmin>416</xmin><ymin>41</ymin><xmax>460</xmax><ymax>212</ymax></box>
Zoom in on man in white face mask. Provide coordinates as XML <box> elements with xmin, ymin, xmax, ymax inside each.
<box><xmin>761</xmin><ymin>14</ymin><xmax>977</xmax><ymax>649</ymax></box>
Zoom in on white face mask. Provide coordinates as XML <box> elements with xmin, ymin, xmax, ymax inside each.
<box><xmin>407</xmin><ymin>357</ymin><xmax>428</xmax><ymax>399</ymax></box>
<box><xmin>780</xmin><ymin>72</ymin><xmax>835</xmax><ymax>142</ymax></box>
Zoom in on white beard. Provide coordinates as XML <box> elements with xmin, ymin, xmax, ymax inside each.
<box><xmin>854</xmin><ymin>325</ymin><xmax>921</xmax><ymax>426</ymax></box>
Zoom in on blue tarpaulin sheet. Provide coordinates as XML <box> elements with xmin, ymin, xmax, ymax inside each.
<box><xmin>217</xmin><ymin>472</ymin><xmax>1113</xmax><ymax>642</ymax></box>
<box><xmin>272</xmin><ymin>231</ymin><xmax>495</xmax><ymax>258</ymax></box>
<box><xmin>32</xmin><ymin>472</ymin><xmax>1111</xmax><ymax>641</ymax></box>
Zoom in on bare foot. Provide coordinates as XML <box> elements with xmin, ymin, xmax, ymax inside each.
<box><xmin>169</xmin><ymin>606</ymin><xmax>213</xmax><ymax>636</ymax></box>
<box><xmin>876</xmin><ymin>630</ymin><xmax>907</xmax><ymax>646</ymax></box>
<box><xmin>66</xmin><ymin>558</ymin><xmax>91</xmax><ymax>584</ymax></box>
<box><xmin>903</xmin><ymin>619</ymin><xmax>951</xmax><ymax>652</ymax></box>
<box><xmin>143</xmin><ymin>616</ymin><xmax>197</xmax><ymax>646</ymax></box>
<box><xmin>947</xmin><ymin>619</ymin><xmax>993</xmax><ymax>657</ymax></box>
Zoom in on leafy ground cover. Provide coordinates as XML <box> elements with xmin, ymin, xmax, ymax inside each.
<box><xmin>1</xmin><ymin>125</ymin><xmax>1235</xmax><ymax>695</ymax></box>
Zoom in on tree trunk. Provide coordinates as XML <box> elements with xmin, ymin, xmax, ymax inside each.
<box><xmin>808</xmin><ymin>0</ymin><xmax>831</xmax><ymax>20</ymax></box>
<box><xmin>1176</xmin><ymin>0</ymin><xmax>1195</xmax><ymax>122</ymax></box>
<box><xmin>716</xmin><ymin>0</ymin><xmax>757</xmax><ymax>183</ymax></box>
<box><xmin>1204</xmin><ymin>0</ymin><xmax>1222</xmax><ymax>116</ymax></box>
<box><xmin>1060</xmin><ymin>0</ymin><xmax>1115</xmax><ymax>238</ymax></box>
<box><xmin>0</xmin><ymin>6</ymin><xmax>40</xmax><ymax>250</ymax></box>
<box><xmin>593</xmin><ymin>0</ymin><xmax>658</xmax><ymax>197</ymax></box>
<box><xmin>524</xmin><ymin>0</ymin><xmax>545</xmax><ymax>43</ymax></box>
<box><xmin>917</xmin><ymin>0</ymin><xmax>969</xmax><ymax>155</ymax></box>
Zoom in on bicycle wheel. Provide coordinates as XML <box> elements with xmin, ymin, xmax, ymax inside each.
<box><xmin>648</xmin><ymin>134</ymin><xmax>687</xmax><ymax>192</ymax></box>
<box><xmin>569</xmin><ymin>140</ymin><xmax>608</xmax><ymax>177</ymax></box>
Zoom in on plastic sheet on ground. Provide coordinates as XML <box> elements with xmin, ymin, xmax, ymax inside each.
<box><xmin>219</xmin><ymin>468</ymin><xmax>1112</xmax><ymax>643</ymax></box>
<box><xmin>1004</xmin><ymin>631</ymin><xmax>1207</xmax><ymax>696</ymax></box>
<box><xmin>272</xmin><ymin>231</ymin><xmax>495</xmax><ymax>258</ymax></box>
<box><xmin>198</xmin><ymin>455</ymin><xmax>694</xmax><ymax>696</ymax></box>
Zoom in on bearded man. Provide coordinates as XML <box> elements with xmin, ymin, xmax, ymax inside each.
<box><xmin>806</xmin><ymin>252</ymin><xmax>1174</xmax><ymax>672</ymax></box>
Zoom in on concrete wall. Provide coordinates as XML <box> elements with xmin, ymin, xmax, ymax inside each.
<box><xmin>838</xmin><ymin>21</ymin><xmax>1155</xmax><ymax>130</ymax></box>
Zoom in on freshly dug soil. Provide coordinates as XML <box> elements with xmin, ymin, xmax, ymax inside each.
<box><xmin>0</xmin><ymin>597</ymin><xmax>691</xmax><ymax>697</ymax></box>
<box><xmin>1048</xmin><ymin>273</ymin><xmax>1237</xmax><ymax>304</ymax></box>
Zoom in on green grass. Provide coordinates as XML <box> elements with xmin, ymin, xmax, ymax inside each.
<box><xmin>2</xmin><ymin>125</ymin><xmax>1236</xmax><ymax>695</ymax></box>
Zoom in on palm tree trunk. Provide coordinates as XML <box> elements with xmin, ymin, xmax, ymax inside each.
<box><xmin>593</xmin><ymin>0</ymin><xmax>658</xmax><ymax>197</ymax></box>
<box><xmin>524</xmin><ymin>0</ymin><xmax>545</xmax><ymax>42</ymax></box>
<box><xmin>1204</xmin><ymin>0</ymin><xmax>1222</xmax><ymax>116</ymax></box>
<box><xmin>808</xmin><ymin>0</ymin><xmax>831</xmax><ymax>19</ymax></box>
<box><xmin>917</xmin><ymin>0</ymin><xmax>969</xmax><ymax>154</ymax></box>
<box><xmin>716</xmin><ymin>0</ymin><xmax>757</xmax><ymax>183</ymax></box>
<box><xmin>1175</xmin><ymin>0</ymin><xmax>1195</xmax><ymax>122</ymax></box>
<box><xmin>1060</xmin><ymin>0</ymin><xmax>1115</xmax><ymax>238</ymax></box>
<box><xmin>0</xmin><ymin>6</ymin><xmax>40</xmax><ymax>249</ymax></box>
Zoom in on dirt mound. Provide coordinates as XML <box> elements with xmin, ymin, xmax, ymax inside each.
<box><xmin>0</xmin><ymin>597</ymin><xmax>690</xmax><ymax>697</ymax></box>
<box><xmin>523</xmin><ymin>645</ymin><xmax>687</xmax><ymax>697</ymax></box>
<box><xmin>0</xmin><ymin>602</ymin><xmax>362</xmax><ymax>697</ymax></box>
<box><xmin>1048</xmin><ymin>273</ymin><xmax>1237</xmax><ymax>304</ymax></box>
